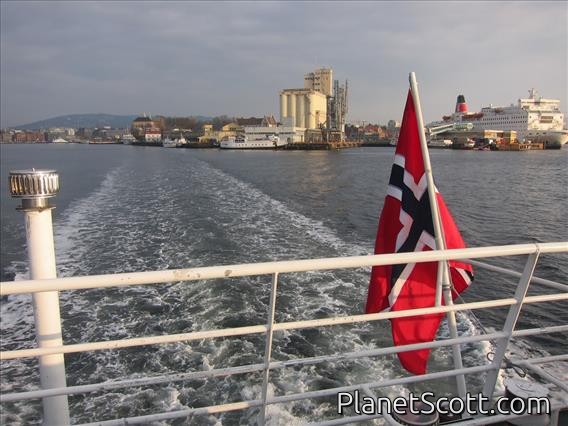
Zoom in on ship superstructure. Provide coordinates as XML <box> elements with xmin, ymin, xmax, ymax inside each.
<box><xmin>436</xmin><ymin>89</ymin><xmax>567</xmax><ymax>148</ymax></box>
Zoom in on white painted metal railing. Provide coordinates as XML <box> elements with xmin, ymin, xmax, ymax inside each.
<box><xmin>1</xmin><ymin>243</ymin><xmax>567</xmax><ymax>425</ymax></box>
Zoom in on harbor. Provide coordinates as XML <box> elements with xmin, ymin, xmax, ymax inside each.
<box><xmin>3</xmin><ymin>68</ymin><xmax>566</xmax><ymax>152</ymax></box>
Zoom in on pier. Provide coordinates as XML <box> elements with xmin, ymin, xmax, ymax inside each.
<box><xmin>178</xmin><ymin>142</ymin><xmax>218</xmax><ymax>149</ymax></box>
<box><xmin>496</xmin><ymin>142</ymin><xmax>545</xmax><ymax>151</ymax></box>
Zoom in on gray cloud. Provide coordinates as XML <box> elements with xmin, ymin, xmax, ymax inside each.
<box><xmin>1</xmin><ymin>1</ymin><xmax>566</xmax><ymax>127</ymax></box>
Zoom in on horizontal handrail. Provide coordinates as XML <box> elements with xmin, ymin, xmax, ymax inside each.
<box><xmin>516</xmin><ymin>354</ymin><xmax>568</xmax><ymax>364</ymax></box>
<box><xmin>3</xmin><ymin>292</ymin><xmax>567</xmax><ymax>361</ymax></box>
<box><xmin>1</xmin><ymin>242</ymin><xmax>566</xmax><ymax>295</ymax></box>
<box><xmin>469</xmin><ymin>259</ymin><xmax>568</xmax><ymax>291</ymax></box>
<box><xmin>1</xmin><ymin>242</ymin><xmax>566</xmax><ymax>425</ymax></box>
<box><xmin>4</xmin><ymin>324</ymin><xmax>567</xmax><ymax>403</ymax></box>
<box><xmin>72</xmin><ymin>365</ymin><xmax>495</xmax><ymax>426</ymax></box>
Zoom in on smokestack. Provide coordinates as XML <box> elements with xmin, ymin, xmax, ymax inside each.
<box><xmin>455</xmin><ymin>95</ymin><xmax>468</xmax><ymax>113</ymax></box>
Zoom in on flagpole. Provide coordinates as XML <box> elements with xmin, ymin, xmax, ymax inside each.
<box><xmin>409</xmin><ymin>72</ymin><xmax>467</xmax><ymax>401</ymax></box>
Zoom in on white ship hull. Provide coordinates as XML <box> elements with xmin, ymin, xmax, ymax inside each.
<box><xmin>427</xmin><ymin>139</ymin><xmax>453</xmax><ymax>149</ymax></box>
<box><xmin>162</xmin><ymin>138</ymin><xmax>178</xmax><ymax>148</ymax></box>
<box><xmin>525</xmin><ymin>130</ymin><xmax>568</xmax><ymax>149</ymax></box>
<box><xmin>220</xmin><ymin>135</ymin><xmax>287</xmax><ymax>149</ymax></box>
<box><xmin>120</xmin><ymin>135</ymin><xmax>137</xmax><ymax>145</ymax></box>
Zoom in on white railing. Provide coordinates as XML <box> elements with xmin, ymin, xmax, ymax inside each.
<box><xmin>1</xmin><ymin>242</ymin><xmax>567</xmax><ymax>425</ymax></box>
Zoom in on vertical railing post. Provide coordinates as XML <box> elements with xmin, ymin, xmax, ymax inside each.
<box><xmin>259</xmin><ymin>272</ymin><xmax>279</xmax><ymax>425</ymax></box>
<box><xmin>481</xmin><ymin>251</ymin><xmax>540</xmax><ymax>406</ymax></box>
<box><xmin>9</xmin><ymin>169</ymin><xmax>70</xmax><ymax>425</ymax></box>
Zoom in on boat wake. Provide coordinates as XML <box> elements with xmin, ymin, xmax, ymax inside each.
<box><xmin>0</xmin><ymin>157</ymin><xmax>527</xmax><ymax>424</ymax></box>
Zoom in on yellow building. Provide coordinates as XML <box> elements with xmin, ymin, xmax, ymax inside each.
<box><xmin>279</xmin><ymin>89</ymin><xmax>327</xmax><ymax>129</ymax></box>
<box><xmin>199</xmin><ymin>122</ymin><xmax>242</xmax><ymax>142</ymax></box>
<box><xmin>304</xmin><ymin>68</ymin><xmax>333</xmax><ymax>96</ymax></box>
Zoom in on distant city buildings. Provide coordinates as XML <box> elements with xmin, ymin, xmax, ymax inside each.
<box><xmin>131</xmin><ymin>114</ymin><xmax>165</xmax><ymax>142</ymax></box>
<box><xmin>198</xmin><ymin>116</ymin><xmax>284</xmax><ymax>143</ymax></box>
<box><xmin>1</xmin><ymin>67</ymin><xmax>408</xmax><ymax>146</ymax></box>
<box><xmin>0</xmin><ymin>127</ymin><xmax>80</xmax><ymax>143</ymax></box>
<box><xmin>387</xmin><ymin>120</ymin><xmax>401</xmax><ymax>131</ymax></box>
<box><xmin>11</xmin><ymin>130</ymin><xmax>46</xmax><ymax>143</ymax></box>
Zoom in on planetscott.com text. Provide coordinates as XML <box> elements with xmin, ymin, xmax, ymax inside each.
<box><xmin>337</xmin><ymin>391</ymin><xmax>550</xmax><ymax>416</ymax></box>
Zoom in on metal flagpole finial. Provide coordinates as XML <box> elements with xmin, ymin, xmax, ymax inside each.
<box><xmin>409</xmin><ymin>72</ymin><xmax>417</xmax><ymax>88</ymax></box>
<box><xmin>9</xmin><ymin>169</ymin><xmax>59</xmax><ymax>210</ymax></box>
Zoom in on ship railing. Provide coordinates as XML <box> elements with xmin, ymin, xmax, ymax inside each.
<box><xmin>1</xmin><ymin>242</ymin><xmax>567</xmax><ymax>426</ymax></box>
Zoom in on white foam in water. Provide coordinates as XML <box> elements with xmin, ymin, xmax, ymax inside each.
<box><xmin>55</xmin><ymin>170</ymin><xmax>121</xmax><ymax>274</ymax></box>
<box><xmin>205</xmin><ymin>165</ymin><xmax>370</xmax><ymax>258</ymax></box>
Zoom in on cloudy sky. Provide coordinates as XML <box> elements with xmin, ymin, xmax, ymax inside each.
<box><xmin>1</xmin><ymin>1</ymin><xmax>566</xmax><ymax>128</ymax></box>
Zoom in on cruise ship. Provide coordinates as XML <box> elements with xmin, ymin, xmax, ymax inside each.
<box><xmin>434</xmin><ymin>90</ymin><xmax>568</xmax><ymax>149</ymax></box>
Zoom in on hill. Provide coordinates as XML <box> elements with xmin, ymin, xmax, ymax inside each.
<box><xmin>15</xmin><ymin>114</ymin><xmax>217</xmax><ymax>130</ymax></box>
<box><xmin>15</xmin><ymin>114</ymin><xmax>138</xmax><ymax>130</ymax></box>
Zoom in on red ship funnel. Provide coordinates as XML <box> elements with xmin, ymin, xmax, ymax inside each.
<box><xmin>455</xmin><ymin>94</ymin><xmax>468</xmax><ymax>113</ymax></box>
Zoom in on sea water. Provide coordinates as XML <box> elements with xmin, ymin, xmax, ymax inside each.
<box><xmin>1</xmin><ymin>144</ymin><xmax>566</xmax><ymax>424</ymax></box>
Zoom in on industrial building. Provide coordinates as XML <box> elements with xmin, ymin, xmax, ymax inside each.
<box><xmin>279</xmin><ymin>88</ymin><xmax>327</xmax><ymax>129</ymax></box>
<box><xmin>279</xmin><ymin>68</ymin><xmax>348</xmax><ymax>141</ymax></box>
<box><xmin>304</xmin><ymin>68</ymin><xmax>333</xmax><ymax>96</ymax></box>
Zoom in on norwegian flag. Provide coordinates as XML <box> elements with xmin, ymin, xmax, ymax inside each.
<box><xmin>365</xmin><ymin>89</ymin><xmax>473</xmax><ymax>375</ymax></box>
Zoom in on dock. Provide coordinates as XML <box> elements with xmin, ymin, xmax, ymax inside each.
<box><xmin>496</xmin><ymin>142</ymin><xmax>545</xmax><ymax>151</ymax></box>
<box><xmin>178</xmin><ymin>142</ymin><xmax>218</xmax><ymax>149</ymax></box>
